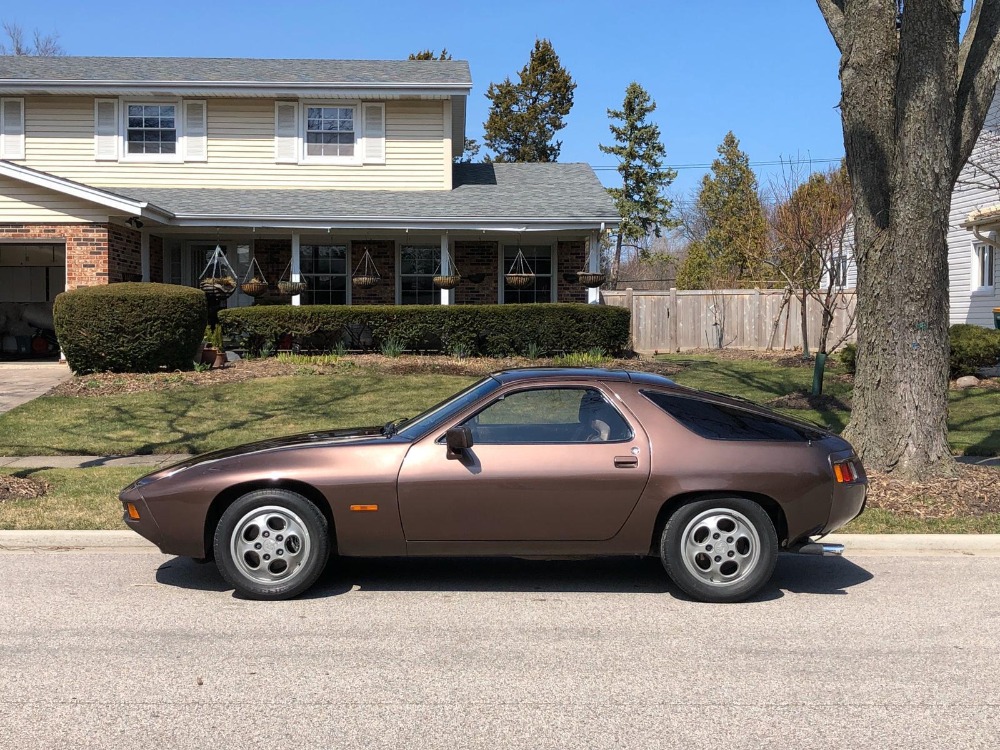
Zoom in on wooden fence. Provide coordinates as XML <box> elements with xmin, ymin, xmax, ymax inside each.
<box><xmin>601</xmin><ymin>288</ymin><xmax>857</xmax><ymax>353</ymax></box>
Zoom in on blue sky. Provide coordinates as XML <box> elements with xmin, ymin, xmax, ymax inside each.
<box><xmin>8</xmin><ymin>1</ymin><xmax>848</xmax><ymax>200</ymax></box>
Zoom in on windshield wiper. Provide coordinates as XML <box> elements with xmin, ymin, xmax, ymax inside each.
<box><xmin>381</xmin><ymin>417</ymin><xmax>409</xmax><ymax>437</ymax></box>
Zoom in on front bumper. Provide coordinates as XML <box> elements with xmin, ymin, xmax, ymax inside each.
<box><xmin>118</xmin><ymin>485</ymin><xmax>164</xmax><ymax>548</ymax></box>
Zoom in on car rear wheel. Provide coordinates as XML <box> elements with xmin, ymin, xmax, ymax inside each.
<box><xmin>660</xmin><ymin>497</ymin><xmax>777</xmax><ymax>603</ymax></box>
<box><xmin>214</xmin><ymin>489</ymin><xmax>330</xmax><ymax>600</ymax></box>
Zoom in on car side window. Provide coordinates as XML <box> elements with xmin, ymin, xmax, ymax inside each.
<box><xmin>461</xmin><ymin>387</ymin><xmax>633</xmax><ymax>445</ymax></box>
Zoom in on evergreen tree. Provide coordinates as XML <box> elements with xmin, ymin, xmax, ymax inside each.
<box><xmin>455</xmin><ymin>138</ymin><xmax>481</xmax><ymax>164</ymax></box>
<box><xmin>676</xmin><ymin>132</ymin><xmax>767</xmax><ymax>289</ymax></box>
<box><xmin>483</xmin><ymin>39</ymin><xmax>575</xmax><ymax>162</ymax></box>
<box><xmin>408</xmin><ymin>49</ymin><xmax>451</xmax><ymax>60</ymax></box>
<box><xmin>599</xmin><ymin>82</ymin><xmax>677</xmax><ymax>287</ymax></box>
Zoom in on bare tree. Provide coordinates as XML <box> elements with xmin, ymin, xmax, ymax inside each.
<box><xmin>1</xmin><ymin>21</ymin><xmax>64</xmax><ymax>56</ymax></box>
<box><xmin>817</xmin><ymin>0</ymin><xmax>1000</xmax><ymax>476</ymax></box>
<box><xmin>769</xmin><ymin>162</ymin><xmax>857</xmax><ymax>382</ymax></box>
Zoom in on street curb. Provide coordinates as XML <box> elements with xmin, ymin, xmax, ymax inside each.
<box><xmin>823</xmin><ymin>533</ymin><xmax>1000</xmax><ymax>555</ymax></box>
<box><xmin>0</xmin><ymin>530</ymin><xmax>157</xmax><ymax>550</ymax></box>
<box><xmin>1</xmin><ymin>530</ymin><xmax>999</xmax><ymax>555</ymax></box>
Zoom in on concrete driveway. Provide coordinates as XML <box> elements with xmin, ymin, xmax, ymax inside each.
<box><xmin>1</xmin><ymin>550</ymin><xmax>998</xmax><ymax>749</ymax></box>
<box><xmin>0</xmin><ymin>360</ymin><xmax>70</xmax><ymax>413</ymax></box>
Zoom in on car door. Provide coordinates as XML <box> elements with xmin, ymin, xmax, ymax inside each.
<box><xmin>396</xmin><ymin>385</ymin><xmax>651</xmax><ymax>542</ymax></box>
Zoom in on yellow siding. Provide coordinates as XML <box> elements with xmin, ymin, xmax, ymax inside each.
<box><xmin>0</xmin><ymin>174</ymin><xmax>110</xmax><ymax>223</ymax></box>
<box><xmin>21</xmin><ymin>96</ymin><xmax>447</xmax><ymax>190</ymax></box>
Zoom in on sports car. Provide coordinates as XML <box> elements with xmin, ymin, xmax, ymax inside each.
<box><xmin>120</xmin><ymin>368</ymin><xmax>866</xmax><ymax>603</ymax></box>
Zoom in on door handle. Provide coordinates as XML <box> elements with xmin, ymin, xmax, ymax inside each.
<box><xmin>614</xmin><ymin>456</ymin><xmax>639</xmax><ymax>468</ymax></box>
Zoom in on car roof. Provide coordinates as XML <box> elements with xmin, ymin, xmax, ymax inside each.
<box><xmin>490</xmin><ymin>367</ymin><xmax>675</xmax><ymax>386</ymax></box>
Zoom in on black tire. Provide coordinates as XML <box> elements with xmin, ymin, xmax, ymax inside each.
<box><xmin>213</xmin><ymin>489</ymin><xmax>331</xmax><ymax>600</ymax></box>
<box><xmin>660</xmin><ymin>497</ymin><xmax>778</xmax><ymax>603</ymax></box>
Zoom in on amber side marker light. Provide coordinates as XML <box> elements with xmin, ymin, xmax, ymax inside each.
<box><xmin>833</xmin><ymin>460</ymin><xmax>858</xmax><ymax>484</ymax></box>
<box><xmin>125</xmin><ymin>502</ymin><xmax>141</xmax><ymax>520</ymax></box>
<box><xmin>349</xmin><ymin>504</ymin><xmax>379</xmax><ymax>512</ymax></box>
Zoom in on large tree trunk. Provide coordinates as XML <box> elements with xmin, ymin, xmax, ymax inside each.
<box><xmin>819</xmin><ymin>0</ymin><xmax>959</xmax><ymax>475</ymax></box>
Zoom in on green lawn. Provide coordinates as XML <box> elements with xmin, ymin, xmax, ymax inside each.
<box><xmin>660</xmin><ymin>354</ymin><xmax>1000</xmax><ymax>456</ymax></box>
<box><xmin>0</xmin><ymin>467</ymin><xmax>147</xmax><ymax>530</ymax></box>
<box><xmin>0</xmin><ymin>372</ymin><xmax>473</xmax><ymax>456</ymax></box>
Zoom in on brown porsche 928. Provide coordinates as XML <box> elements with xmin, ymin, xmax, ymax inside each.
<box><xmin>120</xmin><ymin>368</ymin><xmax>866</xmax><ymax>603</ymax></box>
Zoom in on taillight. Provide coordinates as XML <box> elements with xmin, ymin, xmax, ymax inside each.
<box><xmin>833</xmin><ymin>459</ymin><xmax>858</xmax><ymax>483</ymax></box>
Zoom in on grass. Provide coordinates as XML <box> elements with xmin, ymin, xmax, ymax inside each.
<box><xmin>0</xmin><ymin>467</ymin><xmax>147</xmax><ymax>530</ymax></box>
<box><xmin>840</xmin><ymin>508</ymin><xmax>1000</xmax><ymax>534</ymax></box>
<box><xmin>660</xmin><ymin>353</ymin><xmax>1000</xmax><ymax>455</ymax></box>
<box><xmin>0</xmin><ymin>372</ymin><xmax>473</xmax><ymax>456</ymax></box>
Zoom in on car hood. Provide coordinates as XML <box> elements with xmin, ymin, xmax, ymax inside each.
<box><xmin>157</xmin><ymin>426</ymin><xmax>391</xmax><ymax>474</ymax></box>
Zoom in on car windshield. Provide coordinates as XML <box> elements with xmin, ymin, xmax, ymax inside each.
<box><xmin>394</xmin><ymin>376</ymin><xmax>502</xmax><ymax>439</ymax></box>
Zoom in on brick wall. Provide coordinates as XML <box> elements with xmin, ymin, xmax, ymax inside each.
<box><xmin>454</xmin><ymin>241</ymin><xmax>499</xmax><ymax>305</ymax></box>
<box><xmin>108</xmin><ymin>225</ymin><xmax>142</xmax><ymax>283</ymax></box>
<box><xmin>149</xmin><ymin>234</ymin><xmax>164</xmax><ymax>283</ymax></box>
<box><xmin>0</xmin><ymin>223</ymin><xmax>111</xmax><ymax>290</ymax></box>
<box><xmin>350</xmin><ymin>240</ymin><xmax>395</xmax><ymax>305</ymax></box>
<box><xmin>557</xmin><ymin>240</ymin><xmax>588</xmax><ymax>303</ymax></box>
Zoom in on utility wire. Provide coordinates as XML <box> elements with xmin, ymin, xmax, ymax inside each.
<box><xmin>590</xmin><ymin>157</ymin><xmax>843</xmax><ymax>171</ymax></box>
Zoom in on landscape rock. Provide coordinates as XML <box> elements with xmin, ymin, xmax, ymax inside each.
<box><xmin>956</xmin><ymin>375</ymin><xmax>981</xmax><ymax>389</ymax></box>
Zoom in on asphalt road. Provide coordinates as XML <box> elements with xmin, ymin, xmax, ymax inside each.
<box><xmin>1</xmin><ymin>550</ymin><xmax>998</xmax><ymax>749</ymax></box>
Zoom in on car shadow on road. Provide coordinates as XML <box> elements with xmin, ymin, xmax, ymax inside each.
<box><xmin>154</xmin><ymin>553</ymin><xmax>873</xmax><ymax>601</ymax></box>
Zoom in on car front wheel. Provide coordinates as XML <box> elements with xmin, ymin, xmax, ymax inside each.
<box><xmin>660</xmin><ymin>497</ymin><xmax>778</xmax><ymax>603</ymax></box>
<box><xmin>214</xmin><ymin>489</ymin><xmax>331</xmax><ymax>600</ymax></box>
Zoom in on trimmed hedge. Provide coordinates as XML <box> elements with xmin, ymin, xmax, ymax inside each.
<box><xmin>219</xmin><ymin>303</ymin><xmax>631</xmax><ymax>357</ymax></box>
<box><xmin>950</xmin><ymin>324</ymin><xmax>1000</xmax><ymax>378</ymax></box>
<box><xmin>53</xmin><ymin>282</ymin><xmax>207</xmax><ymax>374</ymax></box>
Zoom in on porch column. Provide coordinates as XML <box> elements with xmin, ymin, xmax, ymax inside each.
<box><xmin>140</xmin><ymin>230</ymin><xmax>150</xmax><ymax>282</ymax></box>
<box><xmin>587</xmin><ymin>230</ymin><xmax>601</xmax><ymax>304</ymax></box>
<box><xmin>291</xmin><ymin>232</ymin><xmax>301</xmax><ymax>306</ymax></box>
<box><xmin>440</xmin><ymin>233</ymin><xmax>453</xmax><ymax>305</ymax></box>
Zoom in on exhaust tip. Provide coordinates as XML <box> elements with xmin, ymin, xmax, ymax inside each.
<box><xmin>793</xmin><ymin>541</ymin><xmax>845</xmax><ymax>557</ymax></box>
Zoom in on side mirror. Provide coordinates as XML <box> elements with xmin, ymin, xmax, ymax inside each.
<box><xmin>446</xmin><ymin>425</ymin><xmax>473</xmax><ymax>460</ymax></box>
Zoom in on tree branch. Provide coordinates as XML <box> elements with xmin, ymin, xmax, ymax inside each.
<box><xmin>954</xmin><ymin>0</ymin><xmax>1000</xmax><ymax>180</ymax></box>
<box><xmin>816</xmin><ymin>0</ymin><xmax>848</xmax><ymax>52</ymax></box>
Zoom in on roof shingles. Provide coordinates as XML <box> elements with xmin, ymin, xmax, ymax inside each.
<box><xmin>107</xmin><ymin>163</ymin><xmax>618</xmax><ymax>223</ymax></box>
<box><xmin>0</xmin><ymin>56</ymin><xmax>471</xmax><ymax>86</ymax></box>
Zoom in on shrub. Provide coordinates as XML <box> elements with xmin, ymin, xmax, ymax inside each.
<box><xmin>839</xmin><ymin>343</ymin><xmax>857</xmax><ymax>375</ymax></box>
<box><xmin>219</xmin><ymin>304</ymin><xmax>631</xmax><ymax>358</ymax></box>
<box><xmin>53</xmin><ymin>283</ymin><xmax>207</xmax><ymax>374</ymax></box>
<box><xmin>950</xmin><ymin>324</ymin><xmax>1000</xmax><ymax>378</ymax></box>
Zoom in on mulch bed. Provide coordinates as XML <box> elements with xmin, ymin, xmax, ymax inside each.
<box><xmin>768</xmin><ymin>391</ymin><xmax>852</xmax><ymax>411</ymax></box>
<box><xmin>0</xmin><ymin>475</ymin><xmax>48</xmax><ymax>503</ymax></box>
<box><xmin>865</xmin><ymin>464</ymin><xmax>1000</xmax><ymax>518</ymax></box>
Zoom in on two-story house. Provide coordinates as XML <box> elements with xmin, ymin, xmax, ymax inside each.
<box><xmin>0</xmin><ymin>56</ymin><xmax>617</xmax><ymax>345</ymax></box>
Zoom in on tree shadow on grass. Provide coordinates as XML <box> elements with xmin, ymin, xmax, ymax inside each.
<box><xmin>154</xmin><ymin>553</ymin><xmax>873</xmax><ymax>602</ymax></box>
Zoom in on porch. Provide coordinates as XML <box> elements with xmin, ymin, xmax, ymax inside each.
<box><xmin>155</xmin><ymin>229</ymin><xmax>604</xmax><ymax>306</ymax></box>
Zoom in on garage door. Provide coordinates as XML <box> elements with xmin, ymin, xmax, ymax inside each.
<box><xmin>0</xmin><ymin>243</ymin><xmax>65</xmax><ymax>353</ymax></box>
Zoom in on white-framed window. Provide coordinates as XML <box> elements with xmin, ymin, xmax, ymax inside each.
<box><xmin>301</xmin><ymin>244</ymin><xmax>349</xmax><ymax>305</ymax></box>
<box><xmin>398</xmin><ymin>245</ymin><xmax>440</xmax><ymax>305</ymax></box>
<box><xmin>832</xmin><ymin>254</ymin><xmax>848</xmax><ymax>288</ymax></box>
<box><xmin>125</xmin><ymin>102</ymin><xmax>178</xmax><ymax>157</ymax></box>
<box><xmin>500</xmin><ymin>245</ymin><xmax>556</xmax><ymax>304</ymax></box>
<box><xmin>0</xmin><ymin>97</ymin><xmax>25</xmax><ymax>160</ymax></box>
<box><xmin>304</xmin><ymin>104</ymin><xmax>355</xmax><ymax>159</ymax></box>
<box><xmin>274</xmin><ymin>100</ymin><xmax>384</xmax><ymax>165</ymax></box>
<box><xmin>974</xmin><ymin>242</ymin><xmax>995</xmax><ymax>291</ymax></box>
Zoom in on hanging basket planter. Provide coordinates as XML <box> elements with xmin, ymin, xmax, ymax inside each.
<box><xmin>198</xmin><ymin>245</ymin><xmax>238</xmax><ymax>299</ymax></box>
<box><xmin>277</xmin><ymin>280</ymin><xmax>307</xmax><ymax>296</ymax></box>
<box><xmin>276</xmin><ymin>261</ymin><xmax>307</xmax><ymax>297</ymax></box>
<box><xmin>352</xmin><ymin>275</ymin><xmax>380</xmax><ymax>289</ymax></box>
<box><xmin>504</xmin><ymin>248</ymin><xmax>536</xmax><ymax>289</ymax></box>
<box><xmin>465</xmin><ymin>272</ymin><xmax>486</xmax><ymax>285</ymax></box>
<box><xmin>352</xmin><ymin>248</ymin><xmax>382</xmax><ymax>288</ymax></box>
<box><xmin>505</xmin><ymin>273</ymin><xmax>534</xmax><ymax>288</ymax></box>
<box><xmin>240</xmin><ymin>280</ymin><xmax>269</xmax><ymax>297</ymax></box>
<box><xmin>577</xmin><ymin>271</ymin><xmax>607</xmax><ymax>288</ymax></box>
<box><xmin>433</xmin><ymin>274</ymin><xmax>462</xmax><ymax>290</ymax></box>
<box><xmin>239</xmin><ymin>256</ymin><xmax>269</xmax><ymax>298</ymax></box>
